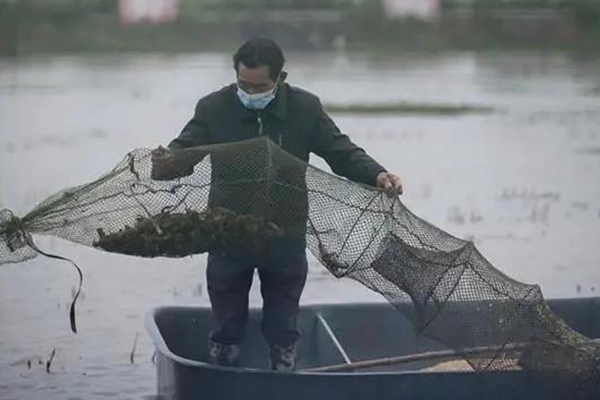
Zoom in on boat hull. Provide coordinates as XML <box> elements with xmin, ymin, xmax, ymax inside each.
<box><xmin>146</xmin><ymin>297</ymin><xmax>600</xmax><ymax>400</ymax></box>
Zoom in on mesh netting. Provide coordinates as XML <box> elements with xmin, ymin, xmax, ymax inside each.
<box><xmin>1</xmin><ymin>137</ymin><xmax>598</xmax><ymax>396</ymax></box>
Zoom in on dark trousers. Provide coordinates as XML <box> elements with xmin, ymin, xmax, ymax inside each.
<box><xmin>206</xmin><ymin>247</ymin><xmax>308</xmax><ymax>348</ymax></box>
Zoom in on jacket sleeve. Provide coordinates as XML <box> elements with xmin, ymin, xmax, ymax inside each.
<box><xmin>311</xmin><ymin>100</ymin><xmax>387</xmax><ymax>187</ymax></box>
<box><xmin>168</xmin><ymin>101</ymin><xmax>210</xmax><ymax>149</ymax></box>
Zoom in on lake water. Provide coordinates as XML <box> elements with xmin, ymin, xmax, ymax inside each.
<box><xmin>1</xmin><ymin>51</ymin><xmax>599</xmax><ymax>399</ymax></box>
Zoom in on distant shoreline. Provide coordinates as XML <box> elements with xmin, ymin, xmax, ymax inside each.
<box><xmin>1</xmin><ymin>0</ymin><xmax>600</xmax><ymax>56</ymax></box>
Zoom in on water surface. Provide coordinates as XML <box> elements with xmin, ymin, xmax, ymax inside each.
<box><xmin>1</xmin><ymin>51</ymin><xmax>599</xmax><ymax>399</ymax></box>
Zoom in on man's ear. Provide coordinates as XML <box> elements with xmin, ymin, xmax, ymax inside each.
<box><xmin>279</xmin><ymin>71</ymin><xmax>288</xmax><ymax>83</ymax></box>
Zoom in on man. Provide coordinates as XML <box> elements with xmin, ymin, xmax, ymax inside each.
<box><xmin>152</xmin><ymin>37</ymin><xmax>402</xmax><ymax>371</ymax></box>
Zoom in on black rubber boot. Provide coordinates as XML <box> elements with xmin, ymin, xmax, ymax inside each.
<box><xmin>208</xmin><ymin>339</ymin><xmax>241</xmax><ymax>367</ymax></box>
<box><xmin>269</xmin><ymin>344</ymin><xmax>297</xmax><ymax>372</ymax></box>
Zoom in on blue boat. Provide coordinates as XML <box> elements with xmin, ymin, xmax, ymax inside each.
<box><xmin>146</xmin><ymin>297</ymin><xmax>600</xmax><ymax>400</ymax></box>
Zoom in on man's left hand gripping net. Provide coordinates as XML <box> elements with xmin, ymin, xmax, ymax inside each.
<box><xmin>1</xmin><ymin>137</ymin><xmax>598</xmax><ymax>396</ymax></box>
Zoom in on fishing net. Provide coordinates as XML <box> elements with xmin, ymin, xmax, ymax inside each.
<box><xmin>1</xmin><ymin>137</ymin><xmax>598</xmax><ymax>397</ymax></box>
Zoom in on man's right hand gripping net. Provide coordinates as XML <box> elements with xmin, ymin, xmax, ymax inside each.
<box><xmin>1</xmin><ymin>137</ymin><xmax>598</xmax><ymax>396</ymax></box>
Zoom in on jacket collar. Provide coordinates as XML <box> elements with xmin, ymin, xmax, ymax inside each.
<box><xmin>231</xmin><ymin>82</ymin><xmax>288</xmax><ymax>121</ymax></box>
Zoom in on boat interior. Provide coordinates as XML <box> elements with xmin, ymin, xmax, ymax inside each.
<box><xmin>150</xmin><ymin>298</ymin><xmax>600</xmax><ymax>373</ymax></box>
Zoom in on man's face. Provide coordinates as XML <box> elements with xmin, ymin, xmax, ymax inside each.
<box><xmin>237</xmin><ymin>63</ymin><xmax>277</xmax><ymax>95</ymax></box>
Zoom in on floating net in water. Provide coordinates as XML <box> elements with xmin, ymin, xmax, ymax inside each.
<box><xmin>1</xmin><ymin>137</ymin><xmax>598</xmax><ymax>396</ymax></box>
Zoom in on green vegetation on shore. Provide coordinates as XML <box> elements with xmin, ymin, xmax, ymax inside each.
<box><xmin>1</xmin><ymin>0</ymin><xmax>600</xmax><ymax>56</ymax></box>
<box><xmin>324</xmin><ymin>102</ymin><xmax>496</xmax><ymax>116</ymax></box>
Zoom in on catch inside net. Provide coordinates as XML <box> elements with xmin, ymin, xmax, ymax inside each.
<box><xmin>0</xmin><ymin>136</ymin><xmax>598</xmax><ymax>396</ymax></box>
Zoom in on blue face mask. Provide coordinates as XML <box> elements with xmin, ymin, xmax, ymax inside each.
<box><xmin>236</xmin><ymin>84</ymin><xmax>277</xmax><ymax>110</ymax></box>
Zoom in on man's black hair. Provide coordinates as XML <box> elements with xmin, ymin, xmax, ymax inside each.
<box><xmin>233</xmin><ymin>37</ymin><xmax>285</xmax><ymax>81</ymax></box>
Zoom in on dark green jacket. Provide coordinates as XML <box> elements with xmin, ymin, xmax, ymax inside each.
<box><xmin>169</xmin><ymin>83</ymin><xmax>386</xmax><ymax>187</ymax></box>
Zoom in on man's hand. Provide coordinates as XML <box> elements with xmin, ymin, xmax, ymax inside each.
<box><xmin>377</xmin><ymin>172</ymin><xmax>403</xmax><ymax>195</ymax></box>
<box><xmin>151</xmin><ymin>145</ymin><xmax>175</xmax><ymax>166</ymax></box>
<box><xmin>151</xmin><ymin>145</ymin><xmax>192</xmax><ymax>180</ymax></box>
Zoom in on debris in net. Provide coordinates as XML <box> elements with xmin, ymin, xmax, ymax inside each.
<box><xmin>45</xmin><ymin>348</ymin><xmax>56</xmax><ymax>374</ymax></box>
<box><xmin>518</xmin><ymin>338</ymin><xmax>600</xmax><ymax>375</ymax></box>
<box><xmin>93</xmin><ymin>208</ymin><xmax>283</xmax><ymax>257</ymax></box>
